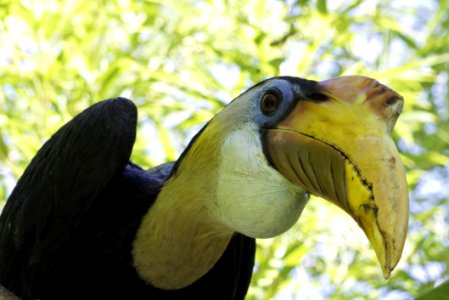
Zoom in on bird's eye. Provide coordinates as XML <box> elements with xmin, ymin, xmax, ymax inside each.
<box><xmin>307</xmin><ymin>93</ymin><xmax>329</xmax><ymax>102</ymax></box>
<box><xmin>261</xmin><ymin>92</ymin><xmax>281</xmax><ymax>114</ymax></box>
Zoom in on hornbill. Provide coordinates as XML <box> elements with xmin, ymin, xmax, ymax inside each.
<box><xmin>0</xmin><ymin>76</ymin><xmax>408</xmax><ymax>299</ymax></box>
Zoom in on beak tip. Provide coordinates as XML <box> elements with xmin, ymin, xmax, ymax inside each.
<box><xmin>380</xmin><ymin>240</ymin><xmax>403</xmax><ymax>279</ymax></box>
<box><xmin>382</xmin><ymin>267</ymin><xmax>392</xmax><ymax>279</ymax></box>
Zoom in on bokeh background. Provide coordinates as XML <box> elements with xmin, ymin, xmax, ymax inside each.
<box><xmin>1</xmin><ymin>0</ymin><xmax>448</xmax><ymax>299</ymax></box>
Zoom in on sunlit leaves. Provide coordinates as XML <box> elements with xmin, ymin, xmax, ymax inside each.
<box><xmin>416</xmin><ymin>280</ymin><xmax>449</xmax><ymax>300</ymax></box>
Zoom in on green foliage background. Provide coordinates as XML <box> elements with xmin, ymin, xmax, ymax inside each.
<box><xmin>1</xmin><ymin>0</ymin><xmax>448</xmax><ymax>299</ymax></box>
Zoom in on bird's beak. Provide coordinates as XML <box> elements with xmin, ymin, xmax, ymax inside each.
<box><xmin>266</xmin><ymin>76</ymin><xmax>409</xmax><ymax>278</ymax></box>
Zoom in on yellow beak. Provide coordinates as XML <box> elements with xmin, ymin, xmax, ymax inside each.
<box><xmin>266</xmin><ymin>76</ymin><xmax>409</xmax><ymax>278</ymax></box>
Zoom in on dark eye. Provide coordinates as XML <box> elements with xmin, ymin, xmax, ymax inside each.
<box><xmin>261</xmin><ymin>92</ymin><xmax>281</xmax><ymax>114</ymax></box>
<box><xmin>307</xmin><ymin>93</ymin><xmax>328</xmax><ymax>102</ymax></box>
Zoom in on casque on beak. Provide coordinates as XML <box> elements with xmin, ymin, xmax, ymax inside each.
<box><xmin>266</xmin><ymin>76</ymin><xmax>409</xmax><ymax>278</ymax></box>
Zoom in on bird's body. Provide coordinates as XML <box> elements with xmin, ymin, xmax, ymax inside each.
<box><xmin>0</xmin><ymin>76</ymin><xmax>409</xmax><ymax>299</ymax></box>
<box><xmin>0</xmin><ymin>99</ymin><xmax>254</xmax><ymax>299</ymax></box>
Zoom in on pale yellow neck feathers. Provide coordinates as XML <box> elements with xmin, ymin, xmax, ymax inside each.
<box><xmin>132</xmin><ymin>177</ymin><xmax>233</xmax><ymax>289</ymax></box>
<box><xmin>132</xmin><ymin>120</ymin><xmax>234</xmax><ymax>290</ymax></box>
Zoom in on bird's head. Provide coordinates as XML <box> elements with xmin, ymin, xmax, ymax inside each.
<box><xmin>174</xmin><ymin>75</ymin><xmax>408</xmax><ymax>278</ymax></box>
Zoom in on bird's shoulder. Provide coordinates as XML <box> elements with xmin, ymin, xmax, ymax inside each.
<box><xmin>0</xmin><ymin>98</ymin><xmax>140</xmax><ymax>296</ymax></box>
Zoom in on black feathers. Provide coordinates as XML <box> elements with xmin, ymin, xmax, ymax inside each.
<box><xmin>0</xmin><ymin>98</ymin><xmax>255</xmax><ymax>299</ymax></box>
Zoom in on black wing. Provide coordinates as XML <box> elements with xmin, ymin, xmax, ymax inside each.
<box><xmin>0</xmin><ymin>98</ymin><xmax>137</xmax><ymax>294</ymax></box>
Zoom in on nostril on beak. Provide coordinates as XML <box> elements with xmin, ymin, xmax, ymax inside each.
<box><xmin>385</xmin><ymin>96</ymin><xmax>403</xmax><ymax>106</ymax></box>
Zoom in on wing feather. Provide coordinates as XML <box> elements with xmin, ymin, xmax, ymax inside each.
<box><xmin>0</xmin><ymin>98</ymin><xmax>137</xmax><ymax>293</ymax></box>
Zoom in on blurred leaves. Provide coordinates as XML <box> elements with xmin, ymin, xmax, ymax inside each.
<box><xmin>416</xmin><ymin>280</ymin><xmax>449</xmax><ymax>300</ymax></box>
<box><xmin>1</xmin><ymin>0</ymin><xmax>449</xmax><ymax>299</ymax></box>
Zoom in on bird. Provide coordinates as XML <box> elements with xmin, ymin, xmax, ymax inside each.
<box><xmin>0</xmin><ymin>76</ymin><xmax>409</xmax><ymax>299</ymax></box>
